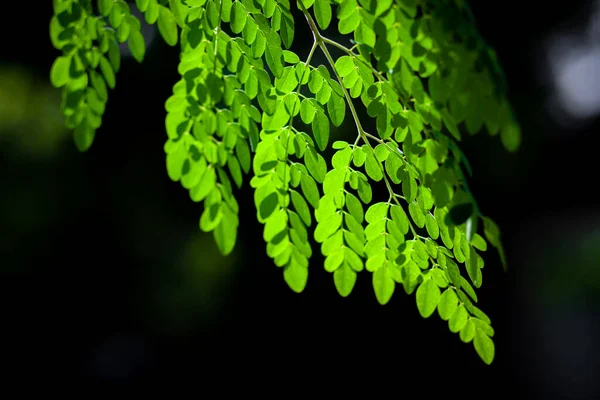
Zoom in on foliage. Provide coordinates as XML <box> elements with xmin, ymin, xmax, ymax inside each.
<box><xmin>49</xmin><ymin>0</ymin><xmax>522</xmax><ymax>365</ymax></box>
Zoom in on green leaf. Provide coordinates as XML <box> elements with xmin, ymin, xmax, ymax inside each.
<box><xmin>108</xmin><ymin>38</ymin><xmax>121</xmax><ymax>73</ymax></box>
<box><xmin>460</xmin><ymin>318</ymin><xmax>476</xmax><ymax>343</ymax></box>
<box><xmin>338</xmin><ymin>9</ymin><xmax>360</xmax><ymax>35</ymax></box>
<box><xmin>89</xmin><ymin>71</ymin><xmax>108</xmax><ymax>101</ymax></box>
<box><xmin>327</xmin><ymin>93</ymin><xmax>345</xmax><ymax>127</ymax></box>
<box><xmin>300</xmin><ymin>173</ymin><xmax>320</xmax><ymax>208</ymax></box>
<box><xmin>345</xmin><ymin>192</ymin><xmax>364</xmax><ymax>223</ymax></box>
<box><xmin>425</xmin><ymin>213</ymin><xmax>439</xmax><ymax>239</ymax></box>
<box><xmin>314</xmin><ymin>212</ymin><xmax>342</xmax><ymax>242</ymax></box>
<box><xmin>99</xmin><ymin>55</ymin><xmax>116</xmax><ymax>89</ymax></box>
<box><xmin>471</xmin><ymin>233</ymin><xmax>488</xmax><ymax>252</ymax></box>
<box><xmin>283</xmin><ymin>50</ymin><xmax>300</xmax><ymax>64</ymax></box>
<box><xmin>335</xmin><ymin>56</ymin><xmax>354</xmax><ymax>77</ymax></box>
<box><xmin>74</xmin><ymin>122</ymin><xmax>95</xmax><ymax>152</ymax></box>
<box><xmin>99</xmin><ymin>0</ymin><xmax>114</xmax><ymax>16</ymax></box>
<box><xmin>314</xmin><ymin>0</ymin><xmax>332</xmax><ymax>30</ymax></box>
<box><xmin>472</xmin><ymin>318</ymin><xmax>495</xmax><ymax>337</ymax></box>
<box><xmin>291</xmin><ymin>190</ymin><xmax>312</xmax><ymax>226</ymax></box>
<box><xmin>221</xmin><ymin>0</ymin><xmax>233</xmax><ymax>22</ymax></box>
<box><xmin>416</xmin><ymin>278</ymin><xmax>440</xmax><ymax>318</ymax></box>
<box><xmin>231</xmin><ymin>1</ymin><xmax>247</xmax><ymax>34</ymax></box>
<box><xmin>354</xmin><ymin>22</ymin><xmax>375</xmax><ymax>48</ymax></box>
<box><xmin>408</xmin><ymin>201</ymin><xmax>425</xmax><ymax>228</ymax></box>
<box><xmin>501</xmin><ymin>119</ymin><xmax>521</xmax><ymax>152</ymax></box>
<box><xmin>109</xmin><ymin>6</ymin><xmax>124</xmax><ymax>29</ymax></box>
<box><xmin>169</xmin><ymin>0</ymin><xmax>187</xmax><ymax>28</ymax></box>
<box><xmin>323</xmin><ymin>168</ymin><xmax>345</xmax><ymax>196</ymax></box>
<box><xmin>363</xmin><ymin>149</ymin><xmax>383</xmax><ymax>181</ymax></box>
<box><xmin>50</xmin><ymin>56</ymin><xmax>70</xmax><ymax>88</ymax></box>
<box><xmin>390</xmin><ymin>204</ymin><xmax>409</xmax><ymax>234</ymax></box>
<box><xmin>265</xmin><ymin>31</ymin><xmax>284</xmax><ymax>78</ymax></box>
<box><xmin>357</xmin><ymin>177</ymin><xmax>372</xmax><ymax>203</ymax></box>
<box><xmin>280</xmin><ymin>15</ymin><xmax>295</xmax><ymax>49</ymax></box>
<box><xmin>145</xmin><ymin>0</ymin><xmax>159</xmax><ymax>23</ymax></box>
<box><xmin>206</xmin><ymin>0</ymin><xmax>220</xmax><ymax>29</ymax></box>
<box><xmin>332</xmin><ymin>146</ymin><xmax>352</xmax><ymax>170</ymax></box>
<box><xmin>325</xmin><ymin>249</ymin><xmax>344</xmax><ymax>272</ymax></box>
<box><xmin>373</xmin><ymin>267</ymin><xmax>395</xmax><ymax>305</ymax></box>
<box><xmin>157</xmin><ymin>5</ymin><xmax>178</xmax><ymax>46</ymax></box>
<box><xmin>300</xmin><ymin>99</ymin><xmax>316</xmax><ymax>124</ymax></box>
<box><xmin>275</xmin><ymin>66</ymin><xmax>299</xmax><ymax>93</ymax></box>
<box><xmin>264</xmin><ymin>209</ymin><xmax>287</xmax><ymax>242</ymax></box>
<box><xmin>473</xmin><ymin>330</ymin><xmax>495</xmax><ymax>365</ymax></box>
<box><xmin>402</xmin><ymin>174</ymin><xmax>417</xmax><ymax>202</ymax></box>
<box><xmin>190</xmin><ymin>166</ymin><xmax>217</xmax><ymax>202</ymax></box>
<box><xmin>128</xmin><ymin>29</ymin><xmax>146</xmax><ymax>62</ymax></box>
<box><xmin>334</xmin><ymin>263</ymin><xmax>357</xmax><ymax>297</ymax></box>
<box><xmin>166</xmin><ymin>144</ymin><xmax>186</xmax><ymax>181</ymax></box>
<box><xmin>312</xmin><ymin>111</ymin><xmax>330</xmax><ymax>151</ymax></box>
<box><xmin>305</xmin><ymin>148</ymin><xmax>327</xmax><ymax>183</ymax></box>
<box><xmin>284</xmin><ymin>254</ymin><xmax>308</xmax><ymax>293</ymax></box>
<box><xmin>332</xmin><ymin>141</ymin><xmax>348</xmax><ymax>149</ymax></box>
<box><xmin>200</xmin><ymin>203</ymin><xmax>223</xmax><ymax>232</ymax></box>
<box><xmin>437</xmin><ymin>288</ymin><xmax>458</xmax><ymax>321</ymax></box>
<box><xmin>214</xmin><ymin>207</ymin><xmax>239</xmax><ymax>255</ymax></box>
<box><xmin>135</xmin><ymin>0</ymin><xmax>150</xmax><ymax>12</ymax></box>
<box><xmin>449</xmin><ymin>304</ymin><xmax>468</xmax><ymax>333</ymax></box>
<box><xmin>257</xmin><ymin>190</ymin><xmax>279</xmax><ymax>221</ymax></box>
<box><xmin>117</xmin><ymin>19</ymin><xmax>131</xmax><ymax>43</ymax></box>
<box><xmin>365</xmin><ymin>202</ymin><xmax>388</xmax><ymax>223</ymax></box>
<box><xmin>235</xmin><ymin>139</ymin><xmax>251</xmax><ymax>173</ymax></box>
<box><xmin>227</xmin><ymin>154</ymin><xmax>243</xmax><ymax>188</ymax></box>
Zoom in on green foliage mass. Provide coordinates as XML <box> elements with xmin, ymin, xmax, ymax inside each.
<box><xmin>50</xmin><ymin>0</ymin><xmax>521</xmax><ymax>365</ymax></box>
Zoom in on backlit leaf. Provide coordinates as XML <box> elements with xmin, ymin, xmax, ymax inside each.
<box><xmin>474</xmin><ymin>330</ymin><xmax>495</xmax><ymax>365</ymax></box>
<box><xmin>157</xmin><ymin>5</ymin><xmax>178</xmax><ymax>46</ymax></box>
<box><xmin>314</xmin><ymin>0</ymin><xmax>332</xmax><ymax>30</ymax></box>
<box><xmin>312</xmin><ymin>111</ymin><xmax>330</xmax><ymax>151</ymax></box>
<box><xmin>416</xmin><ymin>278</ymin><xmax>440</xmax><ymax>318</ymax></box>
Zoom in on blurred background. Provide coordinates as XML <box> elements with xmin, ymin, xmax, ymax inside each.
<box><xmin>1</xmin><ymin>1</ymin><xmax>599</xmax><ymax>396</ymax></box>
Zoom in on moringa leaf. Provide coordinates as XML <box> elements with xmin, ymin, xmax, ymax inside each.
<box><xmin>49</xmin><ymin>0</ymin><xmax>520</xmax><ymax>365</ymax></box>
<box><xmin>157</xmin><ymin>5</ymin><xmax>178</xmax><ymax>46</ymax></box>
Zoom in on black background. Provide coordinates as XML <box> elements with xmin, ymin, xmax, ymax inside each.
<box><xmin>1</xmin><ymin>1</ymin><xmax>599</xmax><ymax>396</ymax></box>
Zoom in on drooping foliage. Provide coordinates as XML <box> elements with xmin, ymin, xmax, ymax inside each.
<box><xmin>49</xmin><ymin>0</ymin><xmax>521</xmax><ymax>365</ymax></box>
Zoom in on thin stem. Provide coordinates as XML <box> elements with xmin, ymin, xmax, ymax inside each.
<box><xmin>320</xmin><ymin>36</ymin><xmax>388</xmax><ymax>84</ymax></box>
<box><xmin>281</xmin><ymin>40</ymin><xmax>318</xmax><ymax>194</ymax></box>
<box><xmin>301</xmin><ymin>8</ymin><xmax>368</xmax><ymax>142</ymax></box>
<box><xmin>300</xmin><ymin>4</ymin><xmax>420</xmax><ymax>240</ymax></box>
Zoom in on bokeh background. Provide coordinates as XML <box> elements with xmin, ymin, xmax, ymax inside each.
<box><xmin>1</xmin><ymin>1</ymin><xmax>599</xmax><ymax>395</ymax></box>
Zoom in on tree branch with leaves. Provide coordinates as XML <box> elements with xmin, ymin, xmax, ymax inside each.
<box><xmin>49</xmin><ymin>0</ymin><xmax>521</xmax><ymax>365</ymax></box>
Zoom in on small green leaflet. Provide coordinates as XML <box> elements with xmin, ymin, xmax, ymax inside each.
<box><xmin>373</xmin><ymin>267</ymin><xmax>395</xmax><ymax>305</ymax></box>
<box><xmin>50</xmin><ymin>56</ymin><xmax>70</xmax><ymax>87</ymax></box>
<box><xmin>231</xmin><ymin>1</ymin><xmax>247</xmax><ymax>34</ymax></box>
<box><xmin>416</xmin><ymin>277</ymin><xmax>440</xmax><ymax>318</ymax></box>
<box><xmin>128</xmin><ymin>30</ymin><xmax>146</xmax><ymax>62</ymax></box>
<box><xmin>334</xmin><ymin>264</ymin><xmax>357</xmax><ymax>297</ymax></box>
<box><xmin>314</xmin><ymin>0</ymin><xmax>332</xmax><ymax>30</ymax></box>
<box><xmin>474</xmin><ymin>329</ymin><xmax>495</xmax><ymax>365</ymax></box>
<box><xmin>312</xmin><ymin>111</ymin><xmax>330</xmax><ymax>151</ymax></box>
<box><xmin>157</xmin><ymin>5</ymin><xmax>178</xmax><ymax>46</ymax></box>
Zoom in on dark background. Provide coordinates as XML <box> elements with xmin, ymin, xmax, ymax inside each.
<box><xmin>1</xmin><ymin>1</ymin><xmax>599</xmax><ymax>395</ymax></box>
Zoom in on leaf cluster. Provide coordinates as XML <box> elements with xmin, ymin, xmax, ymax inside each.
<box><xmin>49</xmin><ymin>0</ymin><xmax>521</xmax><ymax>365</ymax></box>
